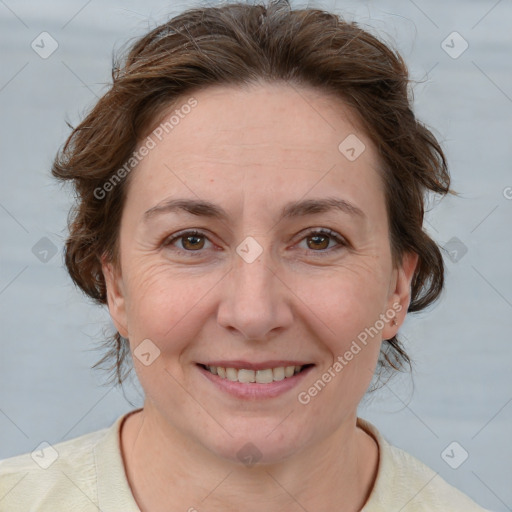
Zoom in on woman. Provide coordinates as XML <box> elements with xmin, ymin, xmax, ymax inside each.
<box><xmin>0</xmin><ymin>1</ymin><xmax>491</xmax><ymax>510</ymax></box>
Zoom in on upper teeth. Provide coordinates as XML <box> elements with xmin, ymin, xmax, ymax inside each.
<box><xmin>206</xmin><ymin>365</ymin><xmax>303</xmax><ymax>383</ymax></box>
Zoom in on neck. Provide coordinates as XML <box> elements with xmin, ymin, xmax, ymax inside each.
<box><xmin>120</xmin><ymin>403</ymin><xmax>379</xmax><ymax>512</ymax></box>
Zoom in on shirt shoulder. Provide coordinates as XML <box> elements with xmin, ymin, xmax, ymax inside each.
<box><xmin>358</xmin><ymin>418</ymin><xmax>492</xmax><ymax>512</ymax></box>
<box><xmin>0</xmin><ymin>412</ymin><xmax>140</xmax><ymax>512</ymax></box>
<box><xmin>0</xmin><ymin>427</ymin><xmax>105</xmax><ymax>511</ymax></box>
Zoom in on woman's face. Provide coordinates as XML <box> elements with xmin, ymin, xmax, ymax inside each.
<box><xmin>103</xmin><ymin>82</ymin><xmax>417</xmax><ymax>464</ymax></box>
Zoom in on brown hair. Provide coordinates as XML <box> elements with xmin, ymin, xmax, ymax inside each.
<box><xmin>52</xmin><ymin>0</ymin><xmax>451</xmax><ymax>386</ymax></box>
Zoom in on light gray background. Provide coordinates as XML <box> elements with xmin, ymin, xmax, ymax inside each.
<box><xmin>0</xmin><ymin>0</ymin><xmax>511</xmax><ymax>510</ymax></box>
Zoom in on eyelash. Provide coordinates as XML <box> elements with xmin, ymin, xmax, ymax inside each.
<box><xmin>162</xmin><ymin>228</ymin><xmax>348</xmax><ymax>257</ymax></box>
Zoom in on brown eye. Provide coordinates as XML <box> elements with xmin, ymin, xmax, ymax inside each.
<box><xmin>307</xmin><ymin>233</ymin><xmax>330</xmax><ymax>250</ymax></box>
<box><xmin>163</xmin><ymin>230</ymin><xmax>212</xmax><ymax>255</ymax></box>
<box><xmin>181</xmin><ymin>233</ymin><xmax>205</xmax><ymax>250</ymax></box>
<box><xmin>298</xmin><ymin>228</ymin><xmax>347</xmax><ymax>255</ymax></box>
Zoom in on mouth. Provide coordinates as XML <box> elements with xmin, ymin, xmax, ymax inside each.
<box><xmin>198</xmin><ymin>363</ymin><xmax>314</xmax><ymax>383</ymax></box>
<box><xmin>196</xmin><ymin>362</ymin><xmax>315</xmax><ymax>399</ymax></box>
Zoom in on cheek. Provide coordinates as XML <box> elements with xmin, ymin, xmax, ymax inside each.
<box><xmin>294</xmin><ymin>270</ymin><xmax>386</xmax><ymax>412</ymax></box>
<box><xmin>292</xmin><ymin>261</ymin><xmax>390</xmax><ymax>339</ymax></box>
<box><xmin>289</xmin><ymin>265</ymin><xmax>390</xmax><ymax>406</ymax></box>
<box><xmin>122</xmin><ymin>260</ymin><xmax>221</xmax><ymax>344</ymax></box>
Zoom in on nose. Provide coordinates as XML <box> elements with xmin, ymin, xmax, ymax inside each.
<box><xmin>216</xmin><ymin>242</ymin><xmax>294</xmax><ymax>341</ymax></box>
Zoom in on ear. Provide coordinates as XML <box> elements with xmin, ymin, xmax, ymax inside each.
<box><xmin>101</xmin><ymin>254</ymin><xmax>129</xmax><ymax>339</ymax></box>
<box><xmin>381</xmin><ymin>251</ymin><xmax>419</xmax><ymax>340</ymax></box>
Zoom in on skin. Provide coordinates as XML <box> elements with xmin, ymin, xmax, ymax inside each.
<box><xmin>102</xmin><ymin>82</ymin><xmax>418</xmax><ymax>512</ymax></box>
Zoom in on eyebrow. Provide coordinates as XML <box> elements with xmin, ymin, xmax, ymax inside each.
<box><xmin>143</xmin><ymin>197</ymin><xmax>366</xmax><ymax>223</ymax></box>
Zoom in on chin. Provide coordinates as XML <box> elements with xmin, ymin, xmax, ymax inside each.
<box><xmin>198</xmin><ymin>419</ymin><xmax>312</xmax><ymax>467</ymax></box>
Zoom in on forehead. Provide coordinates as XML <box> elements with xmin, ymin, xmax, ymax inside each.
<box><xmin>128</xmin><ymin>82</ymin><xmax>385</xmax><ymax>220</ymax></box>
<box><xmin>153</xmin><ymin>83</ymin><xmax>370</xmax><ymax>164</ymax></box>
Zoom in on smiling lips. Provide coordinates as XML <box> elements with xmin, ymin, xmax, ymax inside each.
<box><xmin>198</xmin><ymin>362</ymin><xmax>313</xmax><ymax>384</ymax></box>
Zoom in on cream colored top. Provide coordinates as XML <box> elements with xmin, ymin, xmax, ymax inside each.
<box><xmin>0</xmin><ymin>409</ymin><xmax>490</xmax><ymax>511</ymax></box>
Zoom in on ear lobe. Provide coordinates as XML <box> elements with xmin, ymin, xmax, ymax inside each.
<box><xmin>382</xmin><ymin>251</ymin><xmax>419</xmax><ymax>339</ymax></box>
<box><xmin>101</xmin><ymin>255</ymin><xmax>129</xmax><ymax>338</ymax></box>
